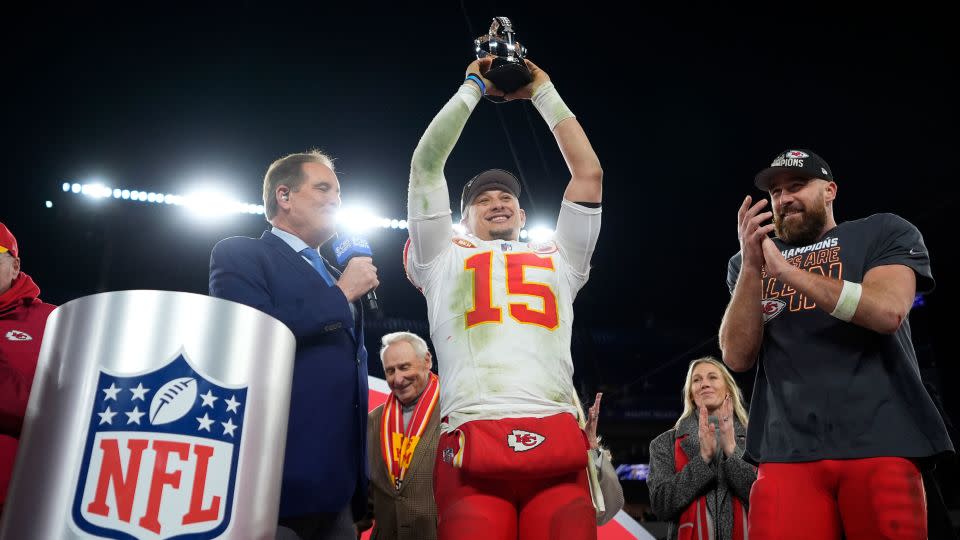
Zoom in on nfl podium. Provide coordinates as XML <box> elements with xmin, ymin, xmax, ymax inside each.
<box><xmin>0</xmin><ymin>290</ymin><xmax>296</xmax><ymax>540</ymax></box>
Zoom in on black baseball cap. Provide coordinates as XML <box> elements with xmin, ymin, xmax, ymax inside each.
<box><xmin>754</xmin><ymin>149</ymin><xmax>834</xmax><ymax>190</ymax></box>
<box><xmin>460</xmin><ymin>169</ymin><xmax>522</xmax><ymax>214</ymax></box>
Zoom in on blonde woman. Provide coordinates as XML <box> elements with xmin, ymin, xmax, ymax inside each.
<box><xmin>647</xmin><ymin>357</ymin><xmax>756</xmax><ymax>540</ymax></box>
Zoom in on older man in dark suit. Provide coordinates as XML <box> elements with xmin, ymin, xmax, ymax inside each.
<box><xmin>365</xmin><ymin>332</ymin><xmax>440</xmax><ymax>540</ymax></box>
<box><xmin>209</xmin><ymin>150</ymin><xmax>378</xmax><ymax>540</ymax></box>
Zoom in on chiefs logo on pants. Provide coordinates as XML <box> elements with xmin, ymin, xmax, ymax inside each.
<box><xmin>433</xmin><ymin>413</ymin><xmax>596</xmax><ymax>540</ymax></box>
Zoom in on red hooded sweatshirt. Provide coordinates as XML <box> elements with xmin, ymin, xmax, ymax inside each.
<box><xmin>0</xmin><ymin>272</ymin><xmax>56</xmax><ymax>509</ymax></box>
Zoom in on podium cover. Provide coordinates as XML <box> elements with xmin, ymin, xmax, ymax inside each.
<box><xmin>0</xmin><ymin>290</ymin><xmax>296</xmax><ymax>540</ymax></box>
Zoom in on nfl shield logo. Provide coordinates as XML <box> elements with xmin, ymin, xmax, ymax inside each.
<box><xmin>70</xmin><ymin>351</ymin><xmax>247</xmax><ymax>539</ymax></box>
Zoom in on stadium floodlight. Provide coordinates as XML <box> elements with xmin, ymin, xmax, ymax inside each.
<box><xmin>59</xmin><ymin>182</ymin><xmax>490</xmax><ymax>230</ymax></box>
<box><xmin>81</xmin><ymin>183</ymin><xmax>113</xmax><ymax>199</ymax></box>
<box><xmin>527</xmin><ymin>226</ymin><xmax>554</xmax><ymax>242</ymax></box>
<box><xmin>183</xmin><ymin>189</ymin><xmax>244</xmax><ymax>219</ymax></box>
<box><xmin>336</xmin><ymin>206</ymin><xmax>379</xmax><ymax>233</ymax></box>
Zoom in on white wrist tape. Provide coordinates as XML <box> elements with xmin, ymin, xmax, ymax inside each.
<box><xmin>456</xmin><ymin>82</ymin><xmax>482</xmax><ymax>109</ymax></box>
<box><xmin>531</xmin><ymin>82</ymin><xmax>575</xmax><ymax>131</ymax></box>
<box><xmin>830</xmin><ymin>280</ymin><xmax>862</xmax><ymax>322</ymax></box>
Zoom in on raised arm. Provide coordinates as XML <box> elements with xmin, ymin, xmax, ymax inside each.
<box><xmin>504</xmin><ymin>60</ymin><xmax>602</xmax><ymax>203</ymax></box>
<box><xmin>407</xmin><ymin>60</ymin><xmax>498</xmax><ymax>266</ymax></box>
<box><xmin>720</xmin><ymin>196</ymin><xmax>775</xmax><ymax>372</ymax></box>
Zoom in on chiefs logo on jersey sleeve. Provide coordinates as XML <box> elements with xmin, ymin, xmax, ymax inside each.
<box><xmin>452</xmin><ymin>237</ymin><xmax>477</xmax><ymax>249</ymax></box>
<box><xmin>526</xmin><ymin>241</ymin><xmax>558</xmax><ymax>254</ymax></box>
<box><xmin>70</xmin><ymin>351</ymin><xmax>246</xmax><ymax>540</ymax></box>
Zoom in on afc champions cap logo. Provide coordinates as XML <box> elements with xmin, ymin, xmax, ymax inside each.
<box><xmin>770</xmin><ymin>149</ymin><xmax>808</xmax><ymax>168</ymax></box>
<box><xmin>71</xmin><ymin>351</ymin><xmax>248</xmax><ymax>539</ymax></box>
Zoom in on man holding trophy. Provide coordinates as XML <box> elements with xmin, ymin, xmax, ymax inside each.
<box><xmin>404</xmin><ymin>19</ymin><xmax>605</xmax><ymax>540</ymax></box>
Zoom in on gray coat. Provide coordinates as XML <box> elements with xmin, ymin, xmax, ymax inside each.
<box><xmin>647</xmin><ymin>415</ymin><xmax>756</xmax><ymax>540</ymax></box>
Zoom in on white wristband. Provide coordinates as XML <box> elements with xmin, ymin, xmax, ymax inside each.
<box><xmin>830</xmin><ymin>280</ymin><xmax>862</xmax><ymax>322</ymax></box>
<box><xmin>456</xmin><ymin>82</ymin><xmax>482</xmax><ymax>109</ymax></box>
<box><xmin>531</xmin><ymin>82</ymin><xmax>575</xmax><ymax>131</ymax></box>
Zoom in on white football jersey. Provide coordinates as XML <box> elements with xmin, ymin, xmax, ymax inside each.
<box><xmin>405</xmin><ymin>201</ymin><xmax>601</xmax><ymax>430</ymax></box>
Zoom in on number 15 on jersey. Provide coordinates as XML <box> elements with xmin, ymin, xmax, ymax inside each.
<box><xmin>464</xmin><ymin>251</ymin><xmax>559</xmax><ymax>330</ymax></box>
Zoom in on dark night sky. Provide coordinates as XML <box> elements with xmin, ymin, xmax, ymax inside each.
<box><xmin>3</xmin><ymin>6</ymin><xmax>958</xmax><ymax>433</ymax></box>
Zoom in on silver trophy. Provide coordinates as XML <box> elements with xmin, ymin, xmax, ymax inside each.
<box><xmin>474</xmin><ymin>17</ymin><xmax>532</xmax><ymax>101</ymax></box>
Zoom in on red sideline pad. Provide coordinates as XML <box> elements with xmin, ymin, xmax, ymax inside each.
<box><xmin>364</xmin><ymin>376</ymin><xmax>648</xmax><ymax>540</ymax></box>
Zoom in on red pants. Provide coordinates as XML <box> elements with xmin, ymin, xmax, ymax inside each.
<box><xmin>749</xmin><ymin>457</ymin><xmax>927</xmax><ymax>540</ymax></box>
<box><xmin>433</xmin><ymin>433</ymin><xmax>596</xmax><ymax>540</ymax></box>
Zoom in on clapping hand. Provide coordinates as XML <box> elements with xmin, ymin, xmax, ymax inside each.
<box><xmin>585</xmin><ymin>392</ymin><xmax>602</xmax><ymax>450</ymax></box>
<box><xmin>698</xmin><ymin>405</ymin><xmax>717</xmax><ymax>463</ymax></box>
<box><xmin>718</xmin><ymin>395</ymin><xmax>737</xmax><ymax>458</ymax></box>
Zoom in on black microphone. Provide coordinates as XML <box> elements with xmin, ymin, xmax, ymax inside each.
<box><xmin>332</xmin><ymin>235</ymin><xmax>381</xmax><ymax>316</ymax></box>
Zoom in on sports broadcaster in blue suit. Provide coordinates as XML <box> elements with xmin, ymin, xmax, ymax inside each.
<box><xmin>209</xmin><ymin>150</ymin><xmax>379</xmax><ymax>540</ymax></box>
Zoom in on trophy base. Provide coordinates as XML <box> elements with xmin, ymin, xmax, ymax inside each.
<box><xmin>486</xmin><ymin>58</ymin><xmax>533</xmax><ymax>95</ymax></box>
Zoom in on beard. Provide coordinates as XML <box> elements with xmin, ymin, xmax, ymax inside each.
<box><xmin>487</xmin><ymin>226</ymin><xmax>517</xmax><ymax>241</ymax></box>
<box><xmin>773</xmin><ymin>194</ymin><xmax>829</xmax><ymax>246</ymax></box>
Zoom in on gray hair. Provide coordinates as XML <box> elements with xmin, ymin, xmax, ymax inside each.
<box><xmin>379</xmin><ymin>331</ymin><xmax>429</xmax><ymax>362</ymax></box>
<box><xmin>262</xmin><ymin>149</ymin><xmax>336</xmax><ymax>221</ymax></box>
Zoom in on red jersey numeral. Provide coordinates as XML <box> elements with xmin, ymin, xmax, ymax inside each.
<box><xmin>506</xmin><ymin>253</ymin><xmax>559</xmax><ymax>329</ymax></box>
<box><xmin>465</xmin><ymin>252</ymin><xmax>502</xmax><ymax>327</ymax></box>
<box><xmin>464</xmin><ymin>251</ymin><xmax>558</xmax><ymax>330</ymax></box>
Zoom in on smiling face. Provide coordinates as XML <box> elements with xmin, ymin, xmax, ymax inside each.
<box><xmin>382</xmin><ymin>340</ymin><xmax>433</xmax><ymax>406</ymax></box>
<box><xmin>463</xmin><ymin>189</ymin><xmax>526</xmax><ymax>241</ymax></box>
<box><xmin>690</xmin><ymin>362</ymin><xmax>729</xmax><ymax>414</ymax></box>
<box><xmin>767</xmin><ymin>173</ymin><xmax>836</xmax><ymax>246</ymax></box>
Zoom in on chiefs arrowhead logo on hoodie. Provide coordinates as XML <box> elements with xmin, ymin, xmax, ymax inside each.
<box><xmin>5</xmin><ymin>330</ymin><xmax>33</xmax><ymax>341</ymax></box>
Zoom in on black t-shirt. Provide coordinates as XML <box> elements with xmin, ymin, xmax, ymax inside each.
<box><xmin>727</xmin><ymin>213</ymin><xmax>953</xmax><ymax>463</ymax></box>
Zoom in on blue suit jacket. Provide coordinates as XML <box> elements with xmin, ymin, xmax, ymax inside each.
<box><xmin>209</xmin><ymin>230</ymin><xmax>369</xmax><ymax>518</ymax></box>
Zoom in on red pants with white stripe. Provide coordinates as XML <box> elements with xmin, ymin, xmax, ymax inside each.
<box><xmin>432</xmin><ymin>432</ymin><xmax>596</xmax><ymax>540</ymax></box>
<box><xmin>748</xmin><ymin>457</ymin><xmax>927</xmax><ymax>540</ymax></box>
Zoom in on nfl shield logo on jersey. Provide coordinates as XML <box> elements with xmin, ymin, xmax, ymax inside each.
<box><xmin>70</xmin><ymin>351</ymin><xmax>247</xmax><ymax>539</ymax></box>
